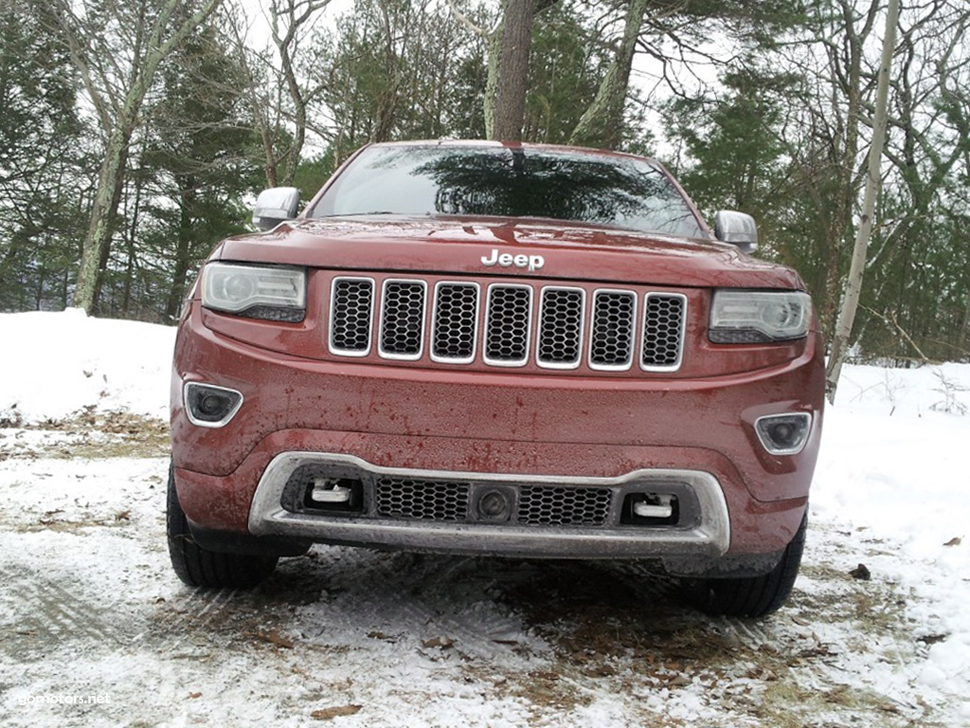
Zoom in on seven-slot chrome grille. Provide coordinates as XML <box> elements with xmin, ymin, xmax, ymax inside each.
<box><xmin>329</xmin><ymin>276</ymin><xmax>687</xmax><ymax>372</ymax></box>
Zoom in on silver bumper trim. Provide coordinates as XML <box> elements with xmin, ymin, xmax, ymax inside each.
<box><xmin>248</xmin><ymin>452</ymin><xmax>731</xmax><ymax>559</ymax></box>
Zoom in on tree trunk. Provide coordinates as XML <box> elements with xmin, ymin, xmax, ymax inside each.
<box><xmin>825</xmin><ymin>0</ymin><xmax>900</xmax><ymax>402</ymax></box>
<box><xmin>165</xmin><ymin>182</ymin><xmax>196</xmax><ymax>321</ymax></box>
<box><xmin>569</xmin><ymin>0</ymin><xmax>648</xmax><ymax>149</ymax></box>
<box><xmin>55</xmin><ymin>0</ymin><xmax>224</xmax><ymax>314</ymax></box>
<box><xmin>487</xmin><ymin>0</ymin><xmax>537</xmax><ymax>142</ymax></box>
<box><xmin>73</xmin><ymin>127</ymin><xmax>131</xmax><ymax>313</ymax></box>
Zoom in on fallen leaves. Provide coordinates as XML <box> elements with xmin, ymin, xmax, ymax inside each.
<box><xmin>311</xmin><ymin>705</ymin><xmax>362</xmax><ymax>721</ymax></box>
<box><xmin>422</xmin><ymin>636</ymin><xmax>454</xmax><ymax>649</ymax></box>
<box><xmin>247</xmin><ymin>629</ymin><xmax>294</xmax><ymax>649</ymax></box>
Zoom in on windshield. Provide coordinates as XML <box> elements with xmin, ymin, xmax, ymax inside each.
<box><xmin>309</xmin><ymin>145</ymin><xmax>705</xmax><ymax>238</ymax></box>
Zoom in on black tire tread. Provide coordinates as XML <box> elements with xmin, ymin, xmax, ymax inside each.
<box><xmin>166</xmin><ymin>465</ymin><xmax>277</xmax><ymax>589</ymax></box>
<box><xmin>683</xmin><ymin>512</ymin><xmax>807</xmax><ymax>618</ymax></box>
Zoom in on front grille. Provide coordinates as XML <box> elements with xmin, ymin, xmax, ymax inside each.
<box><xmin>326</xmin><ymin>276</ymin><xmax>687</xmax><ymax>372</ymax></box>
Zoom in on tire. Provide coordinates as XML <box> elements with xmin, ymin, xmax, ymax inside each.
<box><xmin>681</xmin><ymin>512</ymin><xmax>807</xmax><ymax>618</ymax></box>
<box><xmin>166</xmin><ymin>464</ymin><xmax>278</xmax><ymax>589</ymax></box>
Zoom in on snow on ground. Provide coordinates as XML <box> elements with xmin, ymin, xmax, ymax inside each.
<box><xmin>1</xmin><ymin>309</ymin><xmax>969</xmax><ymax>727</ymax></box>
<box><xmin>0</xmin><ymin>309</ymin><xmax>172</xmax><ymax>423</ymax></box>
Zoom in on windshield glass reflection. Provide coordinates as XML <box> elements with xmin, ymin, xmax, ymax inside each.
<box><xmin>311</xmin><ymin>145</ymin><xmax>703</xmax><ymax>238</ymax></box>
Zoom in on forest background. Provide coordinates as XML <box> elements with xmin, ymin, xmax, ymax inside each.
<box><xmin>1</xmin><ymin>0</ymin><xmax>968</xmax><ymax>365</ymax></box>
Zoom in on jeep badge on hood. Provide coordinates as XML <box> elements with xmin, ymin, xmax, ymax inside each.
<box><xmin>480</xmin><ymin>248</ymin><xmax>545</xmax><ymax>272</ymax></box>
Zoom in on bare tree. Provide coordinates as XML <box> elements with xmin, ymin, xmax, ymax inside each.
<box><xmin>269</xmin><ymin>0</ymin><xmax>332</xmax><ymax>185</ymax></box>
<box><xmin>36</xmin><ymin>0</ymin><xmax>224</xmax><ymax>314</ymax></box>
<box><xmin>826</xmin><ymin>0</ymin><xmax>900</xmax><ymax>401</ymax></box>
<box><xmin>223</xmin><ymin>0</ymin><xmax>331</xmax><ymax>188</ymax></box>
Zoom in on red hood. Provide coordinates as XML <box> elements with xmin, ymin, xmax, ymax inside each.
<box><xmin>214</xmin><ymin>216</ymin><xmax>804</xmax><ymax>290</ymax></box>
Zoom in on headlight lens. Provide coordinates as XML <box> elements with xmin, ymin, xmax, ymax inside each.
<box><xmin>201</xmin><ymin>263</ymin><xmax>306</xmax><ymax>322</ymax></box>
<box><xmin>710</xmin><ymin>290</ymin><xmax>811</xmax><ymax>343</ymax></box>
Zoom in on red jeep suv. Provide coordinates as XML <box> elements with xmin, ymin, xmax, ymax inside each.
<box><xmin>168</xmin><ymin>140</ymin><xmax>824</xmax><ymax>617</ymax></box>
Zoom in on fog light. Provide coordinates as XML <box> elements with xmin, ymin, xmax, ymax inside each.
<box><xmin>184</xmin><ymin>382</ymin><xmax>243</xmax><ymax>428</ymax></box>
<box><xmin>755</xmin><ymin>413</ymin><xmax>812</xmax><ymax>455</ymax></box>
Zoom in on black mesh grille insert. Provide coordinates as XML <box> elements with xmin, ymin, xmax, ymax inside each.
<box><xmin>517</xmin><ymin>485</ymin><xmax>613</xmax><ymax>526</ymax></box>
<box><xmin>432</xmin><ymin>283</ymin><xmax>479</xmax><ymax>362</ymax></box>
<box><xmin>642</xmin><ymin>293</ymin><xmax>686</xmax><ymax>369</ymax></box>
<box><xmin>380</xmin><ymin>280</ymin><xmax>426</xmax><ymax>357</ymax></box>
<box><xmin>375</xmin><ymin>478</ymin><xmax>469</xmax><ymax>521</ymax></box>
<box><xmin>484</xmin><ymin>285</ymin><xmax>532</xmax><ymax>365</ymax></box>
<box><xmin>537</xmin><ymin>287</ymin><xmax>584</xmax><ymax>367</ymax></box>
<box><xmin>590</xmin><ymin>290</ymin><xmax>636</xmax><ymax>368</ymax></box>
<box><xmin>330</xmin><ymin>278</ymin><xmax>374</xmax><ymax>354</ymax></box>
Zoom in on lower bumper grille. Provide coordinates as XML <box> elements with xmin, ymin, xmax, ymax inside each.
<box><xmin>372</xmin><ymin>477</ymin><xmax>614</xmax><ymax>526</ymax></box>
<box><xmin>376</xmin><ymin>477</ymin><xmax>469</xmax><ymax>521</ymax></box>
<box><xmin>517</xmin><ymin>485</ymin><xmax>612</xmax><ymax>526</ymax></box>
<box><xmin>249</xmin><ymin>453</ymin><xmax>732</xmax><ymax>559</ymax></box>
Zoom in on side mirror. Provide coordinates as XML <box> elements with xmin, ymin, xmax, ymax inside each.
<box><xmin>253</xmin><ymin>187</ymin><xmax>300</xmax><ymax>231</ymax></box>
<box><xmin>714</xmin><ymin>211</ymin><xmax>758</xmax><ymax>254</ymax></box>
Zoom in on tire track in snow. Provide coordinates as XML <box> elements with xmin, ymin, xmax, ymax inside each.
<box><xmin>0</xmin><ymin>567</ymin><xmax>135</xmax><ymax>660</ymax></box>
<box><xmin>290</xmin><ymin>549</ymin><xmax>541</xmax><ymax>663</ymax></box>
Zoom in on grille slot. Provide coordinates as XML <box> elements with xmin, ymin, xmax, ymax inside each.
<box><xmin>376</xmin><ymin>478</ymin><xmax>469</xmax><ymax>521</ymax></box>
<box><xmin>330</xmin><ymin>278</ymin><xmax>375</xmax><ymax>355</ymax></box>
<box><xmin>642</xmin><ymin>293</ymin><xmax>687</xmax><ymax>370</ymax></box>
<box><xmin>589</xmin><ymin>290</ymin><xmax>636</xmax><ymax>370</ymax></box>
<box><xmin>517</xmin><ymin>485</ymin><xmax>613</xmax><ymax>526</ymax></box>
<box><xmin>380</xmin><ymin>280</ymin><xmax>426</xmax><ymax>359</ymax></box>
<box><xmin>484</xmin><ymin>284</ymin><xmax>533</xmax><ymax>366</ymax></box>
<box><xmin>537</xmin><ymin>287</ymin><xmax>585</xmax><ymax>368</ymax></box>
<box><xmin>432</xmin><ymin>282</ymin><xmax>479</xmax><ymax>363</ymax></box>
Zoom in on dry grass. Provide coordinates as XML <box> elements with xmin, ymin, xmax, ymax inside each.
<box><xmin>0</xmin><ymin>409</ymin><xmax>169</xmax><ymax>460</ymax></box>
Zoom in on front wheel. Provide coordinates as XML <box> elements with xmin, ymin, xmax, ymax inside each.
<box><xmin>166</xmin><ymin>464</ymin><xmax>278</xmax><ymax>589</ymax></box>
<box><xmin>681</xmin><ymin>512</ymin><xmax>807</xmax><ymax>618</ymax></box>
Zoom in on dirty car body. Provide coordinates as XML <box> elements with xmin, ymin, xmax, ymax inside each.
<box><xmin>168</xmin><ymin>141</ymin><xmax>824</xmax><ymax>617</ymax></box>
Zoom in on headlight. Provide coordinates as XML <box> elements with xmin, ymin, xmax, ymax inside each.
<box><xmin>709</xmin><ymin>290</ymin><xmax>811</xmax><ymax>343</ymax></box>
<box><xmin>201</xmin><ymin>263</ymin><xmax>306</xmax><ymax>322</ymax></box>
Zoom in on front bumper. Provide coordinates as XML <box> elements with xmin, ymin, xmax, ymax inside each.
<box><xmin>171</xmin><ymin>303</ymin><xmax>823</xmax><ymax>566</ymax></box>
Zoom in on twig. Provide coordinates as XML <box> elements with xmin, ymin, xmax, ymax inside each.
<box><xmin>862</xmin><ymin>306</ymin><xmax>938</xmax><ymax>364</ymax></box>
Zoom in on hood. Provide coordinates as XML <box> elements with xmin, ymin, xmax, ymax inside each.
<box><xmin>214</xmin><ymin>215</ymin><xmax>805</xmax><ymax>290</ymax></box>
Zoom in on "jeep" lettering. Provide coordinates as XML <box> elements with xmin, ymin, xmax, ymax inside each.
<box><xmin>480</xmin><ymin>248</ymin><xmax>545</xmax><ymax>272</ymax></box>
